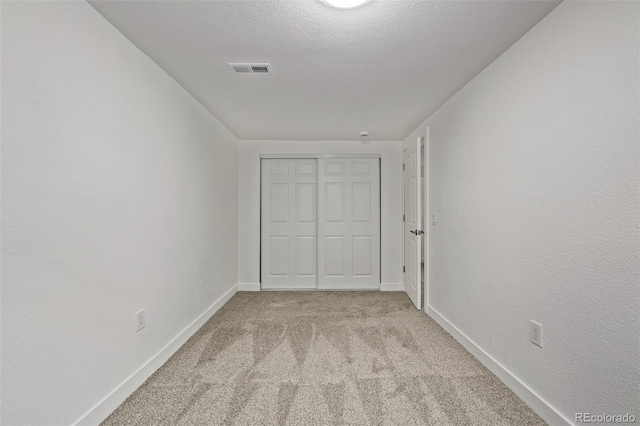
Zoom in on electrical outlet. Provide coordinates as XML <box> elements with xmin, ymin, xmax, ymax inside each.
<box><xmin>137</xmin><ymin>309</ymin><xmax>146</xmax><ymax>332</ymax></box>
<box><xmin>432</xmin><ymin>213</ymin><xmax>437</xmax><ymax>225</ymax></box>
<box><xmin>530</xmin><ymin>320</ymin><xmax>542</xmax><ymax>347</ymax></box>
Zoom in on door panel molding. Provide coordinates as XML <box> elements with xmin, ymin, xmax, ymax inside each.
<box><xmin>403</xmin><ymin>137</ymin><xmax>423</xmax><ymax>309</ymax></box>
<box><xmin>261</xmin><ymin>157</ymin><xmax>381</xmax><ymax>291</ymax></box>
<box><xmin>318</xmin><ymin>158</ymin><xmax>381</xmax><ymax>290</ymax></box>
<box><xmin>261</xmin><ymin>159</ymin><xmax>317</xmax><ymax>289</ymax></box>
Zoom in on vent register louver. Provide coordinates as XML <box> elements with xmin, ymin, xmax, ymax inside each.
<box><xmin>229</xmin><ymin>63</ymin><xmax>271</xmax><ymax>74</ymax></box>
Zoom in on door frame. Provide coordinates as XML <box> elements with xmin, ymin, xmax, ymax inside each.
<box><xmin>259</xmin><ymin>154</ymin><xmax>382</xmax><ymax>290</ymax></box>
<box><xmin>423</xmin><ymin>128</ymin><xmax>430</xmax><ymax>314</ymax></box>
<box><xmin>402</xmin><ymin>132</ymin><xmax>430</xmax><ymax>311</ymax></box>
<box><xmin>402</xmin><ymin>138</ymin><xmax>422</xmax><ymax>309</ymax></box>
<box><xmin>260</xmin><ymin>154</ymin><xmax>382</xmax><ymax>159</ymax></box>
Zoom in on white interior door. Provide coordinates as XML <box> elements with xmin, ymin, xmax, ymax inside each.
<box><xmin>261</xmin><ymin>159</ymin><xmax>317</xmax><ymax>289</ymax></box>
<box><xmin>318</xmin><ymin>158</ymin><xmax>380</xmax><ymax>290</ymax></box>
<box><xmin>404</xmin><ymin>138</ymin><xmax>422</xmax><ymax>309</ymax></box>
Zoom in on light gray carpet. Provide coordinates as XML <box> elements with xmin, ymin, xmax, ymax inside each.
<box><xmin>102</xmin><ymin>292</ymin><xmax>546</xmax><ymax>425</ymax></box>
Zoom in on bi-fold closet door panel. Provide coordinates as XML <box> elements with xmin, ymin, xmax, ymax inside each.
<box><xmin>261</xmin><ymin>157</ymin><xmax>380</xmax><ymax>290</ymax></box>
<box><xmin>317</xmin><ymin>158</ymin><xmax>380</xmax><ymax>290</ymax></box>
<box><xmin>261</xmin><ymin>159</ymin><xmax>317</xmax><ymax>289</ymax></box>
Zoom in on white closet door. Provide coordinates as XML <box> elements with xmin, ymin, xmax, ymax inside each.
<box><xmin>261</xmin><ymin>159</ymin><xmax>317</xmax><ymax>289</ymax></box>
<box><xmin>318</xmin><ymin>158</ymin><xmax>380</xmax><ymax>290</ymax></box>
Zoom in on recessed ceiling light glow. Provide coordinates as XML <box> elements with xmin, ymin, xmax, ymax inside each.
<box><xmin>323</xmin><ymin>0</ymin><xmax>370</xmax><ymax>9</ymax></box>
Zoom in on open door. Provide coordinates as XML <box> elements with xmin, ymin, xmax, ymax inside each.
<box><xmin>403</xmin><ymin>137</ymin><xmax>422</xmax><ymax>309</ymax></box>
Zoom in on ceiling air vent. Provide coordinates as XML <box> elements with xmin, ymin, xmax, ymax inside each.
<box><xmin>229</xmin><ymin>63</ymin><xmax>271</xmax><ymax>74</ymax></box>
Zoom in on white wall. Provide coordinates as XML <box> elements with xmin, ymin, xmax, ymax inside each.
<box><xmin>237</xmin><ymin>140</ymin><xmax>403</xmax><ymax>289</ymax></box>
<box><xmin>408</xmin><ymin>1</ymin><xmax>639</xmax><ymax>424</ymax></box>
<box><xmin>1</xmin><ymin>2</ymin><xmax>239</xmax><ymax>425</ymax></box>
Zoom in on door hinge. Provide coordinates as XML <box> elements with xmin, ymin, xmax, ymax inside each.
<box><xmin>403</xmin><ymin>163</ymin><xmax>405</xmax><ymax>170</ymax></box>
<box><xmin>403</xmin><ymin>214</ymin><xmax>405</xmax><ymax>222</ymax></box>
<box><xmin>403</xmin><ymin>266</ymin><xmax>405</xmax><ymax>273</ymax></box>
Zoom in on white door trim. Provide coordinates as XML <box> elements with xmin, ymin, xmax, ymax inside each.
<box><xmin>260</xmin><ymin>153</ymin><xmax>382</xmax><ymax>159</ymax></box>
<box><xmin>424</xmin><ymin>128</ymin><xmax>430</xmax><ymax>314</ymax></box>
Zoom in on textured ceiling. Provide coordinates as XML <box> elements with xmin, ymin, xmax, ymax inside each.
<box><xmin>89</xmin><ymin>0</ymin><xmax>561</xmax><ymax>141</ymax></box>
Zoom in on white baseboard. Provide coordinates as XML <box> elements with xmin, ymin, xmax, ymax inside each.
<box><xmin>238</xmin><ymin>283</ymin><xmax>401</xmax><ymax>291</ymax></box>
<box><xmin>74</xmin><ymin>284</ymin><xmax>238</xmax><ymax>426</ymax></box>
<box><xmin>380</xmin><ymin>282</ymin><xmax>403</xmax><ymax>291</ymax></box>
<box><xmin>238</xmin><ymin>282</ymin><xmax>260</xmax><ymax>291</ymax></box>
<box><xmin>427</xmin><ymin>306</ymin><xmax>572</xmax><ymax>426</ymax></box>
